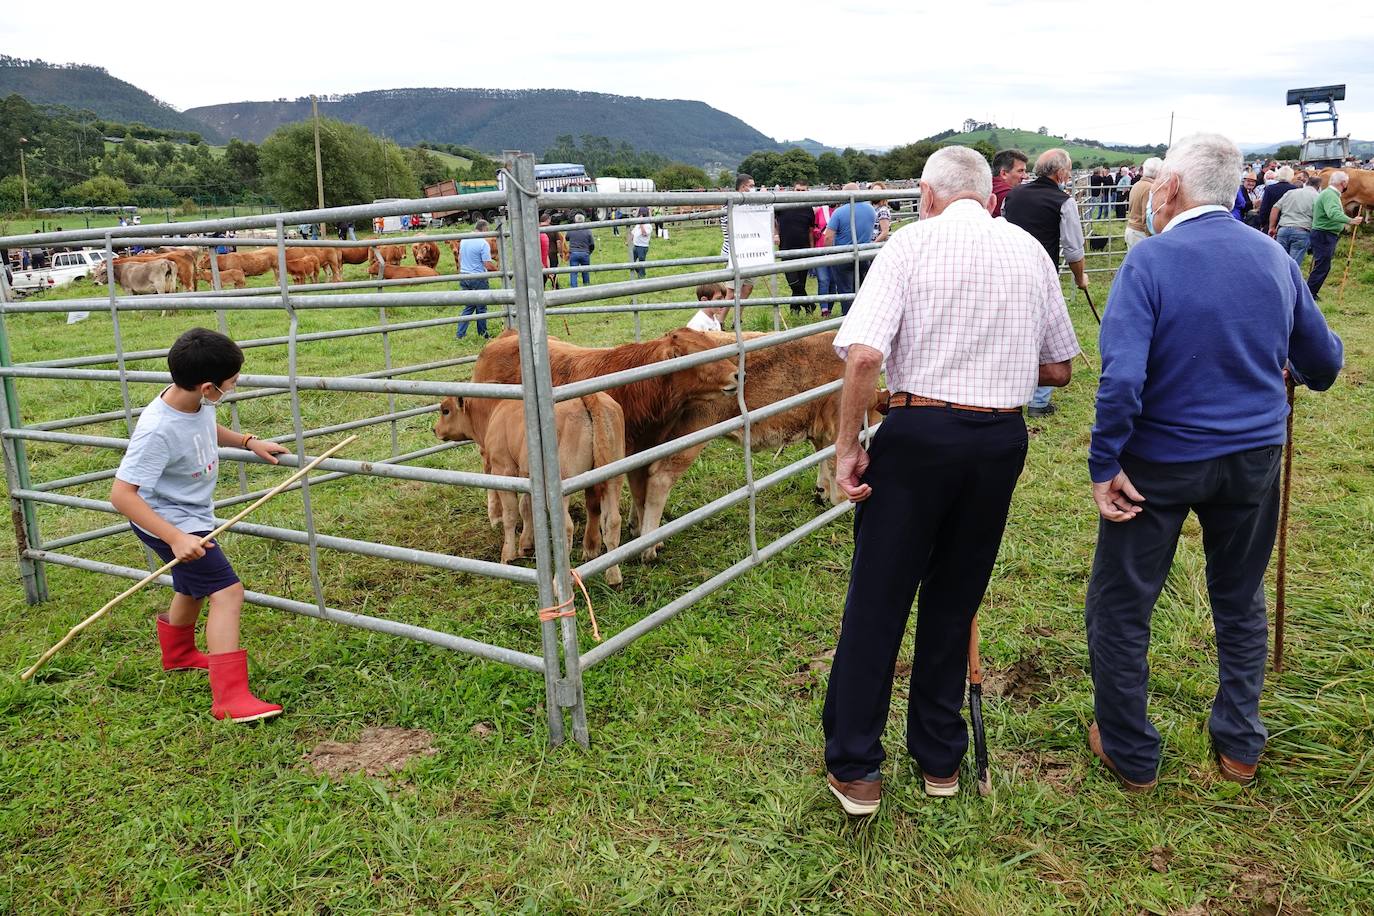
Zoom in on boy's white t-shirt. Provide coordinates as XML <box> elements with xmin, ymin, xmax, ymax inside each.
<box><xmin>116</xmin><ymin>391</ymin><xmax>220</xmax><ymax>534</ymax></box>
<box><xmin>687</xmin><ymin>309</ymin><xmax>722</xmax><ymax>332</ymax></box>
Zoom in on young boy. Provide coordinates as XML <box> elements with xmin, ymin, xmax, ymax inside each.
<box><xmin>111</xmin><ymin>328</ymin><xmax>289</xmax><ymax>723</ymax></box>
<box><xmin>688</xmin><ymin>282</ymin><xmax>731</xmax><ymax>332</ymax></box>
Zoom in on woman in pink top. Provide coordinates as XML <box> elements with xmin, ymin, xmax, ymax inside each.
<box><xmin>813</xmin><ymin>204</ymin><xmax>837</xmax><ymax>317</ymax></box>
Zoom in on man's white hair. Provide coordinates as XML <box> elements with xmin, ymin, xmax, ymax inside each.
<box><xmin>1277</xmin><ymin>165</ymin><xmax>1294</xmax><ymax>182</ymax></box>
<box><xmin>1141</xmin><ymin>156</ymin><xmax>1163</xmax><ymax>179</ymax></box>
<box><xmin>1160</xmin><ymin>133</ymin><xmax>1243</xmax><ymax>207</ymax></box>
<box><xmin>920</xmin><ymin>146</ymin><xmax>992</xmax><ymax>202</ymax></box>
<box><xmin>1330</xmin><ymin>170</ymin><xmax>1349</xmax><ymax>188</ymax></box>
<box><xmin>1034</xmin><ymin>148</ymin><xmax>1072</xmax><ymax>180</ymax></box>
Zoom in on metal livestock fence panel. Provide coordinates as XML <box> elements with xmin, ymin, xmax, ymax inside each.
<box><xmin>0</xmin><ymin>154</ymin><xmax>1102</xmax><ymax>746</ymax></box>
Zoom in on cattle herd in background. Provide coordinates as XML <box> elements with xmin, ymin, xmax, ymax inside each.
<box><xmin>86</xmin><ymin>239</ymin><xmax>489</xmax><ymax>296</ymax></box>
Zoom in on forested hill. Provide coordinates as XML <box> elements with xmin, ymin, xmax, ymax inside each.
<box><xmin>185</xmin><ymin>88</ymin><xmax>780</xmax><ymax>166</ymax></box>
<box><xmin>0</xmin><ymin>57</ymin><xmax>223</xmax><ymax>142</ymax></box>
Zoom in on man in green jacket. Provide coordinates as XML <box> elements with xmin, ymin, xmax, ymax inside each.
<box><xmin>1308</xmin><ymin>171</ymin><xmax>1365</xmax><ymax>299</ymax></box>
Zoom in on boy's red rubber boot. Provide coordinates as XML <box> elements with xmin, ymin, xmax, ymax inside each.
<box><xmin>208</xmin><ymin>650</ymin><xmax>282</xmax><ymax>723</ymax></box>
<box><xmin>156</xmin><ymin>615</ymin><xmax>209</xmax><ymax>671</ymax></box>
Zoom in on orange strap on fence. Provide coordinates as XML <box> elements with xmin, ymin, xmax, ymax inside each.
<box><xmin>536</xmin><ymin>570</ymin><xmax>601</xmax><ymax>642</ymax></box>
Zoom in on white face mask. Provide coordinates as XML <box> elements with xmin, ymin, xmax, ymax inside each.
<box><xmin>200</xmin><ymin>383</ymin><xmax>227</xmax><ymax>409</ymax></box>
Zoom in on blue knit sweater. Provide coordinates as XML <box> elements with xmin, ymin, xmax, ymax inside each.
<box><xmin>1090</xmin><ymin>211</ymin><xmax>1343</xmax><ymax>482</ymax></box>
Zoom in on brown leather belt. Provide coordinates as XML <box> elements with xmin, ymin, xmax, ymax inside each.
<box><xmin>880</xmin><ymin>391</ymin><xmax>1022</xmax><ymax>415</ymax></box>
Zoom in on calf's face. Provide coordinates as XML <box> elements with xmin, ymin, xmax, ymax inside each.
<box><xmin>434</xmin><ymin>396</ymin><xmax>475</xmax><ymax>441</ymax></box>
<box><xmin>667</xmin><ymin>329</ymin><xmax>739</xmax><ymax>397</ymax></box>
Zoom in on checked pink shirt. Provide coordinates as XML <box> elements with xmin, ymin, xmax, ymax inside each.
<box><xmin>834</xmin><ymin>198</ymin><xmax>1081</xmax><ymax>409</ymax></box>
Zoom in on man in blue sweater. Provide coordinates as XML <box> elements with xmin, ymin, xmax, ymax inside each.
<box><xmin>1086</xmin><ymin>133</ymin><xmax>1343</xmax><ymax>793</ymax></box>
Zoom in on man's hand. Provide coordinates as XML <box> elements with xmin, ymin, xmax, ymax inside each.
<box><xmin>170</xmin><ymin>531</ymin><xmax>209</xmax><ymax>562</ymax></box>
<box><xmin>1075</xmin><ymin>273</ymin><xmax>1090</xmax><ymax>291</ymax></box>
<box><xmin>248</xmin><ymin>437</ymin><xmax>289</xmax><ymax>465</ymax></box>
<box><xmin>836</xmin><ymin>447</ymin><xmax>872</xmax><ymax>503</ymax></box>
<box><xmin>1351</xmin><ymin>216</ymin><xmax>1365</xmax><ymax>227</ymax></box>
<box><xmin>1093</xmin><ymin>471</ymin><xmax>1145</xmax><ymax>522</ymax></box>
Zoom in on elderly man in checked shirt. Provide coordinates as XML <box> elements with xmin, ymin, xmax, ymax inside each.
<box><xmin>821</xmin><ymin>146</ymin><xmax>1081</xmax><ymax>816</ymax></box>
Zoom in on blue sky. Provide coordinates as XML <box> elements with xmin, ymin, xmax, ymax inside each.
<box><xmin>5</xmin><ymin>1</ymin><xmax>1372</xmax><ymax>149</ymax></box>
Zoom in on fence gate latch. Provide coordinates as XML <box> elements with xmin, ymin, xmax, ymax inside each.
<box><xmin>554</xmin><ymin>678</ymin><xmax>579</xmax><ymax>708</ymax></box>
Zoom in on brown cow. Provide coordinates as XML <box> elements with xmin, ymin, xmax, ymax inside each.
<box><xmin>119</xmin><ymin>248</ymin><xmax>197</xmax><ymax>291</ymax></box>
<box><xmin>197</xmin><ymin>249</ymin><xmax>277</xmax><ymax>279</ymax></box>
<box><xmin>448</xmin><ymin>238</ymin><xmax>500</xmax><ymax>267</ymax></box>
<box><xmin>340</xmin><ymin>246</ymin><xmax>373</xmax><ymax>264</ymax></box>
<box><xmin>434</xmin><ymin>393</ymin><xmax>626</xmax><ymax>584</ymax></box>
<box><xmin>367</xmin><ymin>264</ymin><xmax>440</xmax><ymax>279</ymax></box>
<box><xmin>196</xmin><ymin>267</ymin><xmax>247</xmax><ymax>289</ymax></box>
<box><xmin>1318</xmin><ymin>167</ymin><xmax>1374</xmax><ymax>214</ymax></box>
<box><xmin>472</xmin><ymin>328</ymin><xmax>741</xmax><ymax>560</ymax></box>
<box><xmin>94</xmin><ymin>258</ymin><xmax>176</xmax><ymax>296</ymax></box>
<box><xmin>378</xmin><ymin>244</ymin><xmax>407</xmax><ymax>265</ymax></box>
<box><xmin>413</xmin><ymin>241</ymin><xmax>441</xmax><ymax>269</ymax></box>
<box><xmin>627</xmin><ymin>331</ymin><xmax>887</xmax><ymax>547</ymax></box>
<box><xmin>293</xmin><ymin>246</ymin><xmax>343</xmax><ymax>282</ymax></box>
<box><xmin>285</xmin><ymin>254</ymin><xmax>320</xmax><ymax>284</ymax></box>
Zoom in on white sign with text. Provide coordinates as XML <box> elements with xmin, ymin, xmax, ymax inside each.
<box><xmin>728</xmin><ymin>204</ymin><xmax>775</xmax><ymax>270</ymax></box>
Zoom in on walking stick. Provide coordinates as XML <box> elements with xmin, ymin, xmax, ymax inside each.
<box><xmin>968</xmin><ymin>615</ymin><xmax>991</xmax><ymax>796</ymax></box>
<box><xmin>21</xmin><ymin>435</ymin><xmax>357</xmax><ymax>681</ymax></box>
<box><xmin>1335</xmin><ymin>208</ymin><xmax>1363</xmax><ymax>307</ymax></box>
<box><xmin>1273</xmin><ymin>378</ymin><xmax>1296</xmax><ymax>672</ymax></box>
<box><xmin>1082</xmin><ymin>286</ymin><xmax>1102</xmax><ymax>325</ymax></box>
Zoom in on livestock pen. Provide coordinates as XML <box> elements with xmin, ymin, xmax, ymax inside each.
<box><xmin>3</xmin><ymin>158</ymin><xmax>1368</xmax><ymax>916</ymax></box>
<box><xmin>0</xmin><ymin>154</ymin><xmax>925</xmax><ymax>746</ymax></box>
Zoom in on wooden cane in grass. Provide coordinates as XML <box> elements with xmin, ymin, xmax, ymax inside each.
<box><xmin>1335</xmin><ymin>208</ymin><xmax>1364</xmax><ymax>307</ymax></box>
<box><xmin>1273</xmin><ymin>378</ymin><xmax>1296</xmax><ymax>673</ymax></box>
<box><xmin>20</xmin><ymin>435</ymin><xmax>358</xmax><ymax>682</ymax></box>
<box><xmin>967</xmin><ymin>615</ymin><xmax>991</xmax><ymax>796</ymax></box>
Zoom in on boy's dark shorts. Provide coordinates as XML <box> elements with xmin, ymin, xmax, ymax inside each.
<box><xmin>131</xmin><ymin>525</ymin><xmax>240</xmax><ymax>598</ymax></box>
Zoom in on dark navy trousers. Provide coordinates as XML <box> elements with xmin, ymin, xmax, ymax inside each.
<box><xmin>1086</xmin><ymin>446</ymin><xmax>1282</xmax><ymax>784</ymax></box>
<box><xmin>1307</xmin><ymin>228</ymin><xmax>1340</xmax><ymax>299</ymax></box>
<box><xmin>823</xmin><ymin>407</ymin><xmax>1027</xmax><ymax>782</ymax></box>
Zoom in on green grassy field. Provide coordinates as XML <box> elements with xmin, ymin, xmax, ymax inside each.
<box><xmin>0</xmin><ymin>218</ymin><xmax>1371</xmax><ymax>913</ymax></box>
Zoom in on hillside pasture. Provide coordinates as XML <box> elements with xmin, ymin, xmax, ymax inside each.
<box><xmin>0</xmin><ymin>220</ymin><xmax>1371</xmax><ymax>912</ymax></box>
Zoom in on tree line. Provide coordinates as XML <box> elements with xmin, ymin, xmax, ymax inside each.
<box><xmin>736</xmin><ymin>140</ymin><xmax>997</xmax><ymax>187</ymax></box>
<box><xmin>0</xmin><ymin>94</ymin><xmax>504</xmax><ymax>212</ymax></box>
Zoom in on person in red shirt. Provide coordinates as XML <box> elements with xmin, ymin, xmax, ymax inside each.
<box><xmin>990</xmin><ymin>149</ymin><xmax>1028</xmax><ymax>217</ymax></box>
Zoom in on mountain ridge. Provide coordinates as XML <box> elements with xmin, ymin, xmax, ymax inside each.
<box><xmin>0</xmin><ymin>56</ymin><xmax>224</xmax><ymax>142</ymax></box>
<box><xmin>185</xmin><ymin>87</ymin><xmax>783</xmax><ymax>166</ymax></box>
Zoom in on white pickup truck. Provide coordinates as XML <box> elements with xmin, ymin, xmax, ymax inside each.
<box><xmin>7</xmin><ymin>249</ymin><xmax>110</xmax><ymax>294</ymax></box>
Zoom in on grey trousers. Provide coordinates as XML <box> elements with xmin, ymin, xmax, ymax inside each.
<box><xmin>1085</xmin><ymin>446</ymin><xmax>1282</xmax><ymax>784</ymax></box>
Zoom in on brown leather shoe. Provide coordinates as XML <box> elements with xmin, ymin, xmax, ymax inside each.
<box><xmin>1214</xmin><ymin>746</ymin><xmax>1258</xmax><ymax>786</ymax></box>
<box><xmin>1088</xmin><ymin>722</ymin><xmax>1157</xmax><ymax>793</ymax></box>
<box><xmin>922</xmin><ymin>771</ymin><xmax>959</xmax><ymax>797</ymax></box>
<box><xmin>827</xmin><ymin>772</ymin><xmax>881</xmax><ymax>816</ymax></box>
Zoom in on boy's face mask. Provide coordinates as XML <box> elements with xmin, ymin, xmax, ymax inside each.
<box><xmin>200</xmin><ymin>376</ymin><xmax>236</xmax><ymax>408</ymax></box>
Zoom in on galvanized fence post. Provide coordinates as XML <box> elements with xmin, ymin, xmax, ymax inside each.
<box><xmin>0</xmin><ymin>267</ymin><xmax>48</xmax><ymax>603</ymax></box>
<box><xmin>276</xmin><ymin>218</ymin><xmax>328</xmax><ymax>614</ymax></box>
<box><xmin>103</xmin><ymin>233</ymin><xmax>135</xmax><ymax>435</ymax></box>
<box><xmin>209</xmin><ymin>248</ymin><xmax>250</xmax><ymax>495</ymax></box>
<box><xmin>504</xmin><ymin>155</ymin><xmax>577</xmax><ymax>746</ymax></box>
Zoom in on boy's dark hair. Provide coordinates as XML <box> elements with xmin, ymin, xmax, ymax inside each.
<box><xmin>735</xmin><ymin>173</ymin><xmax>753</xmax><ymax>191</ymax></box>
<box><xmin>168</xmin><ymin>327</ymin><xmax>243</xmax><ymax>390</ymax></box>
<box><xmin>696</xmin><ymin>282</ymin><xmax>728</xmax><ymax>301</ymax></box>
<box><xmin>992</xmin><ymin>149</ymin><xmax>1028</xmax><ymax>176</ymax></box>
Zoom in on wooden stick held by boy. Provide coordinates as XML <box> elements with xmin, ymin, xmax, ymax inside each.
<box><xmin>22</xmin><ymin>327</ymin><xmax>317</xmax><ymax>724</ymax></box>
<box><xmin>21</xmin><ymin>435</ymin><xmax>356</xmax><ymax>682</ymax></box>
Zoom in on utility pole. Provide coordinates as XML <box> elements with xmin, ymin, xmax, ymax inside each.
<box><xmin>18</xmin><ymin>137</ymin><xmax>29</xmax><ymax>212</ymax></box>
<box><xmin>1168</xmin><ymin>111</ymin><xmax>1175</xmax><ymax>148</ymax></box>
<box><xmin>312</xmin><ymin>95</ymin><xmax>326</xmax><ymax>238</ymax></box>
